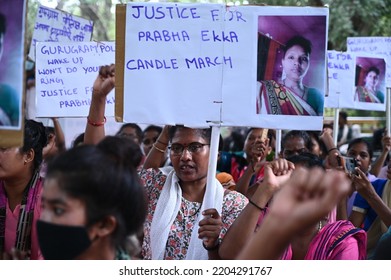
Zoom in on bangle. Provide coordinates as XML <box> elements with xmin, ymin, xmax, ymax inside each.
<box><xmin>327</xmin><ymin>147</ymin><xmax>338</xmax><ymax>154</ymax></box>
<box><xmin>249</xmin><ymin>199</ymin><xmax>265</xmax><ymax>211</ymax></box>
<box><xmin>202</xmin><ymin>240</ymin><xmax>220</xmax><ymax>251</ymax></box>
<box><xmin>157</xmin><ymin>139</ymin><xmax>168</xmax><ymax>146</ymax></box>
<box><xmin>87</xmin><ymin>116</ymin><xmax>106</xmax><ymax>127</ymax></box>
<box><xmin>153</xmin><ymin>143</ymin><xmax>166</xmax><ymax>153</ymax></box>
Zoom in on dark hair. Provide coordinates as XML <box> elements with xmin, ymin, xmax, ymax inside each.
<box><xmin>72</xmin><ymin>132</ymin><xmax>85</xmax><ymax>147</ymax></box>
<box><xmin>283</xmin><ymin>35</ymin><xmax>312</xmax><ymax>56</ymax></box>
<box><xmin>168</xmin><ymin>125</ymin><xmax>212</xmax><ymax>143</ymax></box>
<box><xmin>339</xmin><ymin>111</ymin><xmax>348</xmax><ymax>121</ymax></box>
<box><xmin>46</xmin><ymin>143</ymin><xmax>147</xmax><ymax>252</ymax></box>
<box><xmin>286</xmin><ymin>152</ymin><xmax>324</xmax><ymax>169</ymax></box>
<box><xmin>45</xmin><ymin>126</ymin><xmax>55</xmax><ymax>136</ymax></box>
<box><xmin>143</xmin><ymin>125</ymin><xmax>162</xmax><ymax>136</ymax></box>
<box><xmin>245</xmin><ymin>127</ymin><xmax>274</xmax><ymax>147</ymax></box>
<box><xmin>323</xmin><ymin>123</ymin><xmax>333</xmax><ymax>130</ymax></box>
<box><xmin>97</xmin><ymin>136</ymin><xmax>143</xmax><ymax>169</ymax></box>
<box><xmin>367</xmin><ymin>66</ymin><xmax>380</xmax><ymax>76</ymax></box>
<box><xmin>372</xmin><ymin>128</ymin><xmax>386</xmax><ymax>152</ymax></box>
<box><xmin>0</xmin><ymin>13</ymin><xmax>6</xmax><ymax>34</ymax></box>
<box><xmin>21</xmin><ymin>119</ymin><xmax>47</xmax><ymax>171</ymax></box>
<box><xmin>282</xmin><ymin>130</ymin><xmax>313</xmax><ymax>151</ymax></box>
<box><xmin>116</xmin><ymin>123</ymin><xmax>143</xmax><ymax>143</ymax></box>
<box><xmin>347</xmin><ymin>137</ymin><xmax>373</xmax><ymax>159</ymax></box>
<box><xmin>307</xmin><ymin>130</ymin><xmax>327</xmax><ymax>157</ymax></box>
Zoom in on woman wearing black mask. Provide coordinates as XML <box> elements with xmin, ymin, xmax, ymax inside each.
<box><xmin>37</xmin><ymin>136</ymin><xmax>147</xmax><ymax>260</ymax></box>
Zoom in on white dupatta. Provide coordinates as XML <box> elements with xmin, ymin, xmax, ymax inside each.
<box><xmin>150</xmin><ymin>167</ymin><xmax>224</xmax><ymax>260</ymax></box>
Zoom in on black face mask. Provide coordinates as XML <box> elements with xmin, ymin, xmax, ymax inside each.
<box><xmin>37</xmin><ymin>220</ymin><xmax>92</xmax><ymax>260</ymax></box>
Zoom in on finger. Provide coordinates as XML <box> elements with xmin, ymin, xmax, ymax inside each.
<box><xmin>198</xmin><ymin>228</ymin><xmax>221</xmax><ymax>239</ymax></box>
<box><xmin>198</xmin><ymin>225</ymin><xmax>222</xmax><ymax>234</ymax></box>
<box><xmin>263</xmin><ymin>163</ymin><xmax>274</xmax><ymax>178</ymax></box>
<box><xmin>284</xmin><ymin>167</ymin><xmax>308</xmax><ymax>197</ymax></box>
<box><xmin>198</xmin><ymin>217</ymin><xmax>221</xmax><ymax>226</ymax></box>
<box><xmin>109</xmin><ymin>63</ymin><xmax>115</xmax><ymax>75</ymax></box>
<box><xmin>202</xmin><ymin>208</ymin><xmax>220</xmax><ymax>218</ymax></box>
<box><xmin>287</xmin><ymin>160</ymin><xmax>295</xmax><ymax>170</ymax></box>
<box><xmin>301</xmin><ymin>167</ymin><xmax>324</xmax><ymax>198</ymax></box>
<box><xmin>355</xmin><ymin>167</ymin><xmax>366</xmax><ymax>178</ymax></box>
<box><xmin>320</xmin><ymin>171</ymin><xmax>350</xmax><ymax>210</ymax></box>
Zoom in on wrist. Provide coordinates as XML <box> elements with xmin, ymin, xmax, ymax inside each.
<box><xmin>327</xmin><ymin>147</ymin><xmax>338</xmax><ymax>154</ymax></box>
<box><xmin>87</xmin><ymin>116</ymin><xmax>106</xmax><ymax>127</ymax></box>
<box><xmin>203</xmin><ymin>240</ymin><xmax>220</xmax><ymax>251</ymax></box>
<box><xmin>91</xmin><ymin>91</ymin><xmax>107</xmax><ymax>102</ymax></box>
<box><xmin>157</xmin><ymin>139</ymin><xmax>169</xmax><ymax>146</ymax></box>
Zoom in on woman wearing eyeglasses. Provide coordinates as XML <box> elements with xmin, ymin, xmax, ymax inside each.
<box><xmin>139</xmin><ymin>125</ymin><xmax>249</xmax><ymax>260</ymax></box>
<box><xmin>84</xmin><ymin>65</ymin><xmax>248</xmax><ymax>260</ymax></box>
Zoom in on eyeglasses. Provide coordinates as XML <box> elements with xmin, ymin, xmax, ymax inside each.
<box><xmin>169</xmin><ymin>142</ymin><xmax>209</xmax><ymax>156</ymax></box>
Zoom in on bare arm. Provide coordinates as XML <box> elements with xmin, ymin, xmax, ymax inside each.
<box><xmin>219</xmin><ymin>159</ymin><xmax>293</xmax><ymax>259</ymax></box>
<box><xmin>51</xmin><ymin>118</ymin><xmax>66</xmax><ymax>153</ymax></box>
<box><xmin>352</xmin><ymin>168</ymin><xmax>391</xmax><ymax>227</ymax></box>
<box><xmin>84</xmin><ymin>64</ymin><xmax>115</xmax><ymax>145</ymax></box>
<box><xmin>235</xmin><ymin>139</ymin><xmax>269</xmax><ymax>196</ymax></box>
<box><xmin>371</xmin><ymin>135</ymin><xmax>390</xmax><ymax>177</ymax></box>
<box><xmin>237</xmin><ymin>168</ymin><xmax>350</xmax><ymax>260</ymax></box>
<box><xmin>319</xmin><ymin>129</ymin><xmax>341</xmax><ymax>169</ymax></box>
<box><xmin>142</xmin><ymin>125</ymin><xmax>170</xmax><ymax>170</ymax></box>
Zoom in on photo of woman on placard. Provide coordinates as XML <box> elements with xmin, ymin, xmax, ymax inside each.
<box><xmin>255</xmin><ymin>16</ymin><xmax>326</xmax><ymax>117</ymax></box>
<box><xmin>354</xmin><ymin>61</ymin><xmax>385</xmax><ymax>103</ymax></box>
<box><xmin>0</xmin><ymin>2</ymin><xmax>24</xmax><ymax>128</ymax></box>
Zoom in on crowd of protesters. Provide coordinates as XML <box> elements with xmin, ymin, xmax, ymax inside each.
<box><xmin>1</xmin><ymin>65</ymin><xmax>390</xmax><ymax>261</ymax></box>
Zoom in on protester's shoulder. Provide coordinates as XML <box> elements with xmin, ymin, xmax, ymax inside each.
<box><xmin>371</xmin><ymin>178</ymin><xmax>388</xmax><ymax>193</ymax></box>
<box><xmin>223</xmin><ymin>189</ymin><xmax>249</xmax><ymax>206</ymax></box>
<box><xmin>138</xmin><ymin>166</ymin><xmax>168</xmax><ymax>183</ymax></box>
<box><xmin>307</xmin><ymin>87</ymin><xmax>324</xmax><ymax>101</ymax></box>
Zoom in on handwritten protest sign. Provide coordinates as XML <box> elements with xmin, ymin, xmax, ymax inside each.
<box><xmin>118</xmin><ymin>4</ymin><xmax>327</xmax><ymax>130</ymax></box>
<box><xmin>35</xmin><ymin>41</ymin><xmax>115</xmax><ymax>117</ymax></box>
<box><xmin>325</xmin><ymin>50</ymin><xmax>355</xmax><ymax>108</ymax></box>
<box><xmin>28</xmin><ymin>5</ymin><xmax>93</xmax><ymax>61</ymax></box>
<box><xmin>347</xmin><ymin>37</ymin><xmax>390</xmax><ymax>87</ymax></box>
<box><xmin>119</xmin><ymin>2</ymin><xmax>253</xmax><ymax>127</ymax></box>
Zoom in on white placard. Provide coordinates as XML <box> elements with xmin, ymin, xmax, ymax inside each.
<box><xmin>122</xmin><ymin>3</ymin><xmax>253</xmax><ymax>127</ymax></box>
<box><xmin>347</xmin><ymin>37</ymin><xmax>390</xmax><ymax>87</ymax></box>
<box><xmin>35</xmin><ymin>41</ymin><xmax>115</xmax><ymax>117</ymax></box>
<box><xmin>121</xmin><ymin>4</ymin><xmax>327</xmax><ymax>130</ymax></box>
<box><xmin>325</xmin><ymin>50</ymin><xmax>355</xmax><ymax>109</ymax></box>
<box><xmin>222</xmin><ymin>6</ymin><xmax>328</xmax><ymax>130</ymax></box>
<box><xmin>28</xmin><ymin>5</ymin><xmax>93</xmax><ymax>61</ymax></box>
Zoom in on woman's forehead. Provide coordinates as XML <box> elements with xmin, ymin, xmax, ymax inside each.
<box><xmin>349</xmin><ymin>142</ymin><xmax>368</xmax><ymax>152</ymax></box>
<box><xmin>173</xmin><ymin>128</ymin><xmax>204</xmax><ymax>139</ymax></box>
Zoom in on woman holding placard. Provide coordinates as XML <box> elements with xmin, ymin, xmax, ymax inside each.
<box><xmin>85</xmin><ymin>65</ymin><xmax>248</xmax><ymax>260</ymax></box>
<box><xmin>256</xmin><ymin>35</ymin><xmax>323</xmax><ymax>116</ymax></box>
